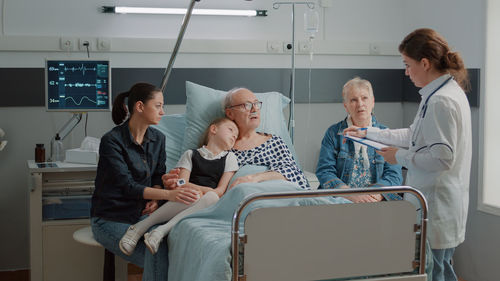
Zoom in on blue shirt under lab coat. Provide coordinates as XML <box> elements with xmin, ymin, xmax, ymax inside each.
<box><xmin>91</xmin><ymin>120</ymin><xmax>166</xmax><ymax>224</ymax></box>
<box><xmin>315</xmin><ymin>116</ymin><xmax>403</xmax><ymax>201</ymax></box>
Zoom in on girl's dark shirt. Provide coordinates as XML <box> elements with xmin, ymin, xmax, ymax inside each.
<box><xmin>91</xmin><ymin>121</ymin><xmax>166</xmax><ymax>224</ymax></box>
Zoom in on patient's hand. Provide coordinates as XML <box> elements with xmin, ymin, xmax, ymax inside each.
<box><xmin>345</xmin><ymin>194</ymin><xmax>382</xmax><ymax>203</ymax></box>
<box><xmin>229</xmin><ymin>174</ymin><xmax>258</xmax><ymax>189</ymax></box>
<box><xmin>162</xmin><ymin>168</ymin><xmax>180</xmax><ymax>189</ymax></box>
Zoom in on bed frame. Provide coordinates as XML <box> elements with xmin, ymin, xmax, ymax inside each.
<box><xmin>231</xmin><ymin>186</ymin><xmax>428</xmax><ymax>281</ymax></box>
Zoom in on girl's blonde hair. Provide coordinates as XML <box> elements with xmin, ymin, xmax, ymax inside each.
<box><xmin>199</xmin><ymin>117</ymin><xmax>236</xmax><ymax>147</ymax></box>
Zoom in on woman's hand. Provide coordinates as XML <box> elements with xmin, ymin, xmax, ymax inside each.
<box><xmin>142</xmin><ymin>200</ymin><xmax>159</xmax><ymax>215</ymax></box>
<box><xmin>162</xmin><ymin>168</ymin><xmax>180</xmax><ymax>190</ymax></box>
<box><xmin>376</xmin><ymin>147</ymin><xmax>399</xmax><ymax>165</ymax></box>
<box><xmin>167</xmin><ymin>188</ymin><xmax>200</xmax><ymax>205</ymax></box>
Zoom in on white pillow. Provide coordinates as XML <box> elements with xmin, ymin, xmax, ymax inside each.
<box><xmin>182</xmin><ymin>81</ymin><xmax>297</xmax><ymax>160</ymax></box>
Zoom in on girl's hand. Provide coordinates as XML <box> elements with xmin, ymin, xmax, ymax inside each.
<box><xmin>168</xmin><ymin>188</ymin><xmax>200</xmax><ymax>205</ymax></box>
<box><xmin>162</xmin><ymin>168</ymin><xmax>180</xmax><ymax>190</ymax></box>
<box><xmin>376</xmin><ymin>147</ymin><xmax>399</xmax><ymax>165</ymax></box>
<box><xmin>142</xmin><ymin>200</ymin><xmax>159</xmax><ymax>215</ymax></box>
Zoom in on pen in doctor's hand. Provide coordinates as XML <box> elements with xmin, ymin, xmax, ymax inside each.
<box><xmin>338</xmin><ymin>127</ymin><xmax>367</xmax><ymax>135</ymax></box>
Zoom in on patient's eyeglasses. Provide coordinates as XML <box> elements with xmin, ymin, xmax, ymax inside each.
<box><xmin>227</xmin><ymin>101</ymin><xmax>263</xmax><ymax>111</ymax></box>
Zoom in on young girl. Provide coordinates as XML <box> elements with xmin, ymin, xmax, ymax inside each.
<box><xmin>119</xmin><ymin>117</ymin><xmax>239</xmax><ymax>255</ymax></box>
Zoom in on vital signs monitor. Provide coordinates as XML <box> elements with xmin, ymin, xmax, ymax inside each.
<box><xmin>45</xmin><ymin>59</ymin><xmax>111</xmax><ymax>111</ymax></box>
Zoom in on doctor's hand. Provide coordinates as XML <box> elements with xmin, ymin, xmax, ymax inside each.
<box><xmin>162</xmin><ymin>168</ymin><xmax>180</xmax><ymax>190</ymax></box>
<box><xmin>342</xmin><ymin>126</ymin><xmax>367</xmax><ymax>143</ymax></box>
<box><xmin>376</xmin><ymin>147</ymin><xmax>399</xmax><ymax>165</ymax></box>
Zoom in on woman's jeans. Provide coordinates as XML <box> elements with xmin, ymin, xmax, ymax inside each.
<box><xmin>91</xmin><ymin>217</ymin><xmax>169</xmax><ymax>281</ymax></box>
<box><xmin>431</xmin><ymin>248</ymin><xmax>457</xmax><ymax>281</ymax></box>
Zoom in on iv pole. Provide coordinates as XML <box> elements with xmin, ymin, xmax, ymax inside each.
<box><xmin>272</xmin><ymin>2</ymin><xmax>315</xmax><ymax>144</ymax></box>
<box><xmin>160</xmin><ymin>0</ymin><xmax>200</xmax><ymax>92</ymax></box>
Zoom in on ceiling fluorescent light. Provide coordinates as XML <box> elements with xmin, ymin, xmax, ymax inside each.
<box><xmin>102</xmin><ymin>6</ymin><xmax>267</xmax><ymax>17</ymax></box>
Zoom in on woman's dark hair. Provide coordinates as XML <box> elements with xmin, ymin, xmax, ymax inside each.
<box><xmin>399</xmin><ymin>28</ymin><xmax>470</xmax><ymax>91</ymax></box>
<box><xmin>112</xmin><ymin>82</ymin><xmax>161</xmax><ymax>125</ymax></box>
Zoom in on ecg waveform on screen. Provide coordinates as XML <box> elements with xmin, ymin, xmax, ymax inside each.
<box><xmin>64</xmin><ymin>96</ymin><xmax>97</xmax><ymax>106</ymax></box>
<box><xmin>48</xmin><ymin>65</ymin><xmax>97</xmax><ymax>76</ymax></box>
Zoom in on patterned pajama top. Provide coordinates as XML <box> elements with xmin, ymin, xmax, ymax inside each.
<box><xmin>231</xmin><ymin>134</ymin><xmax>309</xmax><ymax>189</ymax></box>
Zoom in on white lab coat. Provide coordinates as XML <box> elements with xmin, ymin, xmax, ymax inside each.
<box><xmin>366</xmin><ymin>74</ymin><xmax>472</xmax><ymax>249</ymax></box>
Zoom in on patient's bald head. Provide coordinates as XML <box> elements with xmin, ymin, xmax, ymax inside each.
<box><xmin>223</xmin><ymin>87</ymin><xmax>252</xmax><ymax>109</ymax></box>
<box><xmin>224</xmin><ymin>87</ymin><xmax>261</xmax><ymax>132</ymax></box>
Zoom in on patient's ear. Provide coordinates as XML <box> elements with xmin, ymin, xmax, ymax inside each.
<box><xmin>225</xmin><ymin>108</ymin><xmax>234</xmax><ymax>120</ymax></box>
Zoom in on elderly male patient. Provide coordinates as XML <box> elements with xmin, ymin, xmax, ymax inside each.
<box><xmin>315</xmin><ymin>77</ymin><xmax>403</xmax><ymax>202</ymax></box>
<box><xmin>224</xmin><ymin>87</ymin><xmax>309</xmax><ymax>189</ymax></box>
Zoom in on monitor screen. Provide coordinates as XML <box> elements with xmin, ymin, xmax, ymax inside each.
<box><xmin>45</xmin><ymin>59</ymin><xmax>111</xmax><ymax>111</ymax></box>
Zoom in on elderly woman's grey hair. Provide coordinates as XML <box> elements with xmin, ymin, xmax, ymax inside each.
<box><xmin>223</xmin><ymin>87</ymin><xmax>248</xmax><ymax>109</ymax></box>
<box><xmin>342</xmin><ymin>77</ymin><xmax>374</xmax><ymax>102</ymax></box>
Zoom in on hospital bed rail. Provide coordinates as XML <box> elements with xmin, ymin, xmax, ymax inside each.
<box><xmin>231</xmin><ymin>186</ymin><xmax>428</xmax><ymax>281</ymax></box>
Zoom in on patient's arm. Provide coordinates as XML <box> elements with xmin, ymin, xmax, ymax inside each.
<box><xmin>229</xmin><ymin>171</ymin><xmax>285</xmax><ymax>189</ymax></box>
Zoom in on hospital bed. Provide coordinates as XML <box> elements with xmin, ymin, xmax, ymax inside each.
<box><xmin>154</xmin><ymin>82</ymin><xmax>428</xmax><ymax>281</ymax></box>
<box><xmin>231</xmin><ymin>186</ymin><xmax>428</xmax><ymax>281</ymax></box>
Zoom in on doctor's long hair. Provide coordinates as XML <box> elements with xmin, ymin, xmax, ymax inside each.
<box><xmin>112</xmin><ymin>83</ymin><xmax>161</xmax><ymax>125</ymax></box>
<box><xmin>399</xmin><ymin>28</ymin><xmax>470</xmax><ymax>92</ymax></box>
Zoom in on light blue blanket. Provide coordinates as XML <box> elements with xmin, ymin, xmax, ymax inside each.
<box><xmin>167</xmin><ymin>179</ymin><xmax>349</xmax><ymax>281</ymax></box>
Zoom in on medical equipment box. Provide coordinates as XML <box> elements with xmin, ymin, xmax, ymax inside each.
<box><xmin>65</xmin><ymin>148</ymin><xmax>99</xmax><ymax>165</ymax></box>
<box><xmin>42</xmin><ymin>196</ymin><xmax>91</xmax><ymax>220</ymax></box>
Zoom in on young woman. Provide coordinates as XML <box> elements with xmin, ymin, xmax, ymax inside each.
<box><xmin>344</xmin><ymin>28</ymin><xmax>472</xmax><ymax>281</ymax></box>
<box><xmin>119</xmin><ymin>117</ymin><xmax>239</xmax><ymax>255</ymax></box>
<box><xmin>90</xmin><ymin>82</ymin><xmax>199</xmax><ymax>281</ymax></box>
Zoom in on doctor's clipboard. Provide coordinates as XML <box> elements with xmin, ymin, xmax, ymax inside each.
<box><xmin>344</xmin><ymin>135</ymin><xmax>388</xmax><ymax>150</ymax></box>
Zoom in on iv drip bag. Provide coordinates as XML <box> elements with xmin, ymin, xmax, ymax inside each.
<box><xmin>304</xmin><ymin>8</ymin><xmax>319</xmax><ymax>39</ymax></box>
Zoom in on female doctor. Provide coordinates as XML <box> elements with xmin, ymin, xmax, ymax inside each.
<box><xmin>344</xmin><ymin>28</ymin><xmax>472</xmax><ymax>281</ymax></box>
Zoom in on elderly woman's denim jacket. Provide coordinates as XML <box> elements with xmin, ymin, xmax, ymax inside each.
<box><xmin>315</xmin><ymin>116</ymin><xmax>403</xmax><ymax>200</ymax></box>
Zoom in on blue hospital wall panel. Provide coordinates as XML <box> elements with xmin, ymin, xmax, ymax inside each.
<box><xmin>0</xmin><ymin>68</ymin><xmax>479</xmax><ymax>107</ymax></box>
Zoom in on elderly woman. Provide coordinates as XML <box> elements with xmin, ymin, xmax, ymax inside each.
<box><xmin>315</xmin><ymin>77</ymin><xmax>403</xmax><ymax>202</ymax></box>
<box><xmin>224</xmin><ymin>88</ymin><xmax>308</xmax><ymax>189</ymax></box>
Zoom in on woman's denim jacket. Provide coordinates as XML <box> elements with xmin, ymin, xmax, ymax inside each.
<box><xmin>315</xmin><ymin>116</ymin><xmax>403</xmax><ymax>200</ymax></box>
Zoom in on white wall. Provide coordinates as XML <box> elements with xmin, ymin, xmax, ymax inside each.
<box><xmin>0</xmin><ymin>1</ymin><xmax>493</xmax><ymax>280</ymax></box>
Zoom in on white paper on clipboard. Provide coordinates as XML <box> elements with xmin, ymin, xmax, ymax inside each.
<box><xmin>344</xmin><ymin>135</ymin><xmax>389</xmax><ymax>150</ymax></box>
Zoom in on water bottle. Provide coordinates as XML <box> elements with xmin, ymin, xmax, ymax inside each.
<box><xmin>52</xmin><ymin>133</ymin><xmax>64</xmax><ymax>162</ymax></box>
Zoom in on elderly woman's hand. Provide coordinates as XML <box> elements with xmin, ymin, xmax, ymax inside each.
<box><xmin>162</xmin><ymin>168</ymin><xmax>180</xmax><ymax>190</ymax></box>
<box><xmin>376</xmin><ymin>147</ymin><xmax>399</xmax><ymax>165</ymax></box>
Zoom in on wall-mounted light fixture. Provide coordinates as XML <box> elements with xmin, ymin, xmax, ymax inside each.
<box><xmin>102</xmin><ymin>6</ymin><xmax>267</xmax><ymax>17</ymax></box>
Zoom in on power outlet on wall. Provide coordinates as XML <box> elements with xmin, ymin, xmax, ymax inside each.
<box><xmin>60</xmin><ymin>37</ymin><xmax>76</xmax><ymax>51</ymax></box>
<box><xmin>78</xmin><ymin>38</ymin><xmax>95</xmax><ymax>51</ymax></box>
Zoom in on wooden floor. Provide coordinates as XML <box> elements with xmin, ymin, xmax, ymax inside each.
<box><xmin>0</xmin><ymin>265</ymin><xmax>143</xmax><ymax>281</ymax></box>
